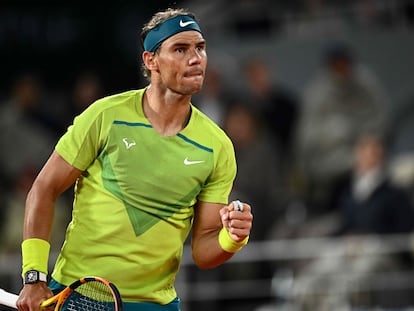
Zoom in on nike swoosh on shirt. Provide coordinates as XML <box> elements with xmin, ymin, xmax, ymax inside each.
<box><xmin>184</xmin><ymin>157</ymin><xmax>205</xmax><ymax>165</ymax></box>
<box><xmin>179</xmin><ymin>20</ymin><xmax>196</xmax><ymax>27</ymax></box>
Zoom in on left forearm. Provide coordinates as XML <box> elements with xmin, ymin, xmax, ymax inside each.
<box><xmin>191</xmin><ymin>201</ymin><xmax>252</xmax><ymax>269</ymax></box>
<box><xmin>191</xmin><ymin>227</ymin><xmax>234</xmax><ymax>269</ymax></box>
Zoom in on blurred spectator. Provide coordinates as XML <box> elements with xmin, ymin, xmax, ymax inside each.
<box><xmin>0</xmin><ymin>73</ymin><xmax>56</xmax><ymax>190</ymax></box>
<box><xmin>223</xmin><ymin>102</ymin><xmax>287</xmax><ymax>241</ymax></box>
<box><xmin>242</xmin><ymin>58</ymin><xmax>299</xmax><ymax>155</ymax></box>
<box><xmin>294</xmin><ymin>41</ymin><xmax>389</xmax><ymax>214</ymax></box>
<box><xmin>59</xmin><ymin>70</ymin><xmax>104</xmax><ymax>134</ymax></box>
<box><xmin>274</xmin><ymin>132</ymin><xmax>414</xmax><ymax>310</ymax></box>
<box><xmin>1</xmin><ymin>166</ymin><xmax>71</xmax><ymax>253</ymax></box>
<box><xmin>71</xmin><ymin>71</ymin><xmax>104</xmax><ymax>117</ymax></box>
<box><xmin>193</xmin><ymin>66</ymin><xmax>232</xmax><ymax>127</ymax></box>
<box><xmin>334</xmin><ymin>133</ymin><xmax>414</xmax><ymax>236</ymax></box>
<box><xmin>220</xmin><ymin>102</ymin><xmax>287</xmax><ymax>304</ymax></box>
<box><xmin>0</xmin><ymin>73</ymin><xmax>62</xmax><ymax>249</ymax></box>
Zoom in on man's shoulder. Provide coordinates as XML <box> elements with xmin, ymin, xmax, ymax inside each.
<box><xmin>191</xmin><ymin>105</ymin><xmax>227</xmax><ymax>135</ymax></box>
<box><xmin>189</xmin><ymin>105</ymin><xmax>234</xmax><ymax>151</ymax></box>
<box><xmin>83</xmin><ymin>89</ymin><xmax>144</xmax><ymax>117</ymax></box>
<box><xmin>97</xmin><ymin>89</ymin><xmax>144</xmax><ymax>106</ymax></box>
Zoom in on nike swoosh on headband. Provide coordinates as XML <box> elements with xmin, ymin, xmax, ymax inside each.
<box><xmin>179</xmin><ymin>20</ymin><xmax>196</xmax><ymax>27</ymax></box>
<box><xmin>143</xmin><ymin>15</ymin><xmax>202</xmax><ymax>52</ymax></box>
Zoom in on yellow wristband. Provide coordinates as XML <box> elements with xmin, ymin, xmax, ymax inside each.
<box><xmin>21</xmin><ymin>238</ymin><xmax>50</xmax><ymax>277</ymax></box>
<box><xmin>218</xmin><ymin>227</ymin><xmax>249</xmax><ymax>253</ymax></box>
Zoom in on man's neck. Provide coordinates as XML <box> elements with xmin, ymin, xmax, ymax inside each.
<box><xmin>143</xmin><ymin>86</ymin><xmax>192</xmax><ymax>136</ymax></box>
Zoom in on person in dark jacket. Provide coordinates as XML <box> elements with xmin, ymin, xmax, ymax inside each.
<box><xmin>336</xmin><ymin>132</ymin><xmax>414</xmax><ymax>235</ymax></box>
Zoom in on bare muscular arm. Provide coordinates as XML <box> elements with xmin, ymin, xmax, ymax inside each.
<box><xmin>17</xmin><ymin>150</ymin><xmax>82</xmax><ymax>311</ymax></box>
<box><xmin>191</xmin><ymin>201</ymin><xmax>253</xmax><ymax>269</ymax></box>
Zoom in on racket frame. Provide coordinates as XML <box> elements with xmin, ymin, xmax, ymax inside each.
<box><xmin>40</xmin><ymin>276</ymin><xmax>123</xmax><ymax>311</ymax></box>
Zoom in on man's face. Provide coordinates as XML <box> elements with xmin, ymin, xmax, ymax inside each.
<box><xmin>155</xmin><ymin>31</ymin><xmax>207</xmax><ymax>95</ymax></box>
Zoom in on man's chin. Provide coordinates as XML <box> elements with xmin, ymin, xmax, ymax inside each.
<box><xmin>183</xmin><ymin>84</ymin><xmax>203</xmax><ymax>95</ymax></box>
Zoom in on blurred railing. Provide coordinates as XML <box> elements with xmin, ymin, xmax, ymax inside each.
<box><xmin>2</xmin><ymin>234</ymin><xmax>414</xmax><ymax>310</ymax></box>
<box><xmin>176</xmin><ymin>234</ymin><xmax>414</xmax><ymax>310</ymax></box>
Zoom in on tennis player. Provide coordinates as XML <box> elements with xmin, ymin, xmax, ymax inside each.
<box><xmin>16</xmin><ymin>7</ymin><xmax>253</xmax><ymax>311</ymax></box>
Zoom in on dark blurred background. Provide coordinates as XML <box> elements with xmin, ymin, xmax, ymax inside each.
<box><xmin>2</xmin><ymin>1</ymin><xmax>414</xmax><ymax>311</ymax></box>
<box><xmin>0</xmin><ymin>1</ymin><xmax>169</xmax><ymax>96</ymax></box>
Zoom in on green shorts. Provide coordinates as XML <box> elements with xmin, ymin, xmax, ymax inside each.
<box><xmin>49</xmin><ymin>278</ymin><xmax>181</xmax><ymax>311</ymax></box>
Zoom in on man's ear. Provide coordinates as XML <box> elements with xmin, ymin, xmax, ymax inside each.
<box><xmin>142</xmin><ymin>51</ymin><xmax>158</xmax><ymax>71</ymax></box>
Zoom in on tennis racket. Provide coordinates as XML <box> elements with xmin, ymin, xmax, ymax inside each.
<box><xmin>0</xmin><ymin>276</ymin><xmax>123</xmax><ymax>311</ymax></box>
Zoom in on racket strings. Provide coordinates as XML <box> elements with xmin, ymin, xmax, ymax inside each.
<box><xmin>66</xmin><ymin>296</ymin><xmax>112</xmax><ymax>311</ymax></box>
<box><xmin>77</xmin><ymin>281</ymin><xmax>114</xmax><ymax>302</ymax></box>
<box><xmin>64</xmin><ymin>281</ymin><xmax>116</xmax><ymax>311</ymax></box>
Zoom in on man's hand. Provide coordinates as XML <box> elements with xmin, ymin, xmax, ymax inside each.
<box><xmin>16</xmin><ymin>283</ymin><xmax>53</xmax><ymax>311</ymax></box>
<box><xmin>220</xmin><ymin>200</ymin><xmax>253</xmax><ymax>242</ymax></box>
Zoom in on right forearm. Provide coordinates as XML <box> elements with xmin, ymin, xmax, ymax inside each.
<box><xmin>23</xmin><ymin>180</ymin><xmax>56</xmax><ymax>240</ymax></box>
<box><xmin>21</xmin><ymin>180</ymin><xmax>56</xmax><ymax>278</ymax></box>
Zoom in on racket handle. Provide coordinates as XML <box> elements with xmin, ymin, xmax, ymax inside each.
<box><xmin>0</xmin><ymin>288</ymin><xmax>18</xmax><ymax>308</ymax></box>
